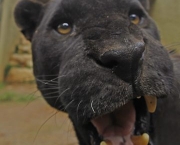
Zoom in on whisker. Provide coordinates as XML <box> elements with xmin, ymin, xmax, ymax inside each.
<box><xmin>23</xmin><ymin>89</ymin><xmax>40</xmax><ymax>109</ymax></box>
<box><xmin>67</xmin><ymin>120</ymin><xmax>71</xmax><ymax>145</ymax></box>
<box><xmin>64</xmin><ymin>99</ymin><xmax>75</xmax><ymax>111</ymax></box>
<box><xmin>37</xmin><ymin>87</ymin><xmax>59</xmax><ymax>91</ymax></box>
<box><xmin>33</xmin><ymin>111</ymin><xmax>58</xmax><ymax>145</ymax></box>
<box><xmin>55</xmin><ymin>88</ymin><xmax>70</xmax><ymax>106</ymax></box>
<box><xmin>35</xmin><ymin>74</ymin><xmax>58</xmax><ymax>77</ymax></box>
<box><xmin>165</xmin><ymin>42</ymin><xmax>180</xmax><ymax>49</ymax></box>
<box><xmin>91</xmin><ymin>100</ymin><xmax>96</xmax><ymax>114</ymax></box>
<box><xmin>35</xmin><ymin>78</ymin><xmax>48</xmax><ymax>84</ymax></box>
<box><xmin>76</xmin><ymin>100</ymin><xmax>83</xmax><ymax>121</ymax></box>
<box><xmin>41</xmin><ymin>90</ymin><xmax>59</xmax><ymax>96</ymax></box>
<box><xmin>83</xmin><ymin>105</ymin><xmax>88</xmax><ymax>124</ymax></box>
<box><xmin>83</xmin><ymin>105</ymin><xmax>87</xmax><ymax>117</ymax></box>
<box><xmin>70</xmin><ymin>87</ymin><xmax>79</xmax><ymax>99</ymax></box>
<box><xmin>35</xmin><ymin>78</ymin><xmax>58</xmax><ymax>82</ymax></box>
<box><xmin>36</xmin><ymin>82</ymin><xmax>58</xmax><ymax>86</ymax></box>
<box><xmin>35</xmin><ymin>74</ymin><xmax>70</xmax><ymax>86</ymax></box>
<box><xmin>42</xmin><ymin>95</ymin><xmax>59</xmax><ymax>99</ymax></box>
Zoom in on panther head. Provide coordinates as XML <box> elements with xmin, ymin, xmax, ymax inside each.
<box><xmin>14</xmin><ymin>0</ymin><xmax>177</xmax><ymax>145</ymax></box>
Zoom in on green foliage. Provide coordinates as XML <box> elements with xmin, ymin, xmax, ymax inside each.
<box><xmin>14</xmin><ymin>46</ymin><xmax>19</xmax><ymax>54</ymax></box>
<box><xmin>4</xmin><ymin>64</ymin><xmax>12</xmax><ymax>78</ymax></box>
<box><xmin>0</xmin><ymin>83</ymin><xmax>5</xmax><ymax>90</ymax></box>
<box><xmin>0</xmin><ymin>90</ymin><xmax>36</xmax><ymax>102</ymax></box>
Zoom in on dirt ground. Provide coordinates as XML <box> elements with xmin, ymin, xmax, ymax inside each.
<box><xmin>0</xmin><ymin>84</ymin><xmax>78</xmax><ymax>145</ymax></box>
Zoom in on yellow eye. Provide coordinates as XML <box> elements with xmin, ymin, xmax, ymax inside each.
<box><xmin>57</xmin><ymin>22</ymin><xmax>72</xmax><ymax>35</ymax></box>
<box><xmin>129</xmin><ymin>14</ymin><xmax>140</xmax><ymax>25</ymax></box>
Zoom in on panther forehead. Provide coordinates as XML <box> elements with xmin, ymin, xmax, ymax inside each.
<box><xmin>41</xmin><ymin>0</ymin><xmax>145</xmax><ymax>27</ymax></box>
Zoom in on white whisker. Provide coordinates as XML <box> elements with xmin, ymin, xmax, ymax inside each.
<box><xmin>91</xmin><ymin>100</ymin><xmax>96</xmax><ymax>114</ymax></box>
<box><xmin>76</xmin><ymin>100</ymin><xmax>83</xmax><ymax>121</ymax></box>
<box><xmin>64</xmin><ymin>99</ymin><xmax>75</xmax><ymax>110</ymax></box>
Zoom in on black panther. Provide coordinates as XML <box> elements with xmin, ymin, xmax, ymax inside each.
<box><xmin>14</xmin><ymin>0</ymin><xmax>180</xmax><ymax>144</ymax></box>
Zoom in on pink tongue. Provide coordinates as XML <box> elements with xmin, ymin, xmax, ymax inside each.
<box><xmin>91</xmin><ymin>101</ymin><xmax>135</xmax><ymax>145</ymax></box>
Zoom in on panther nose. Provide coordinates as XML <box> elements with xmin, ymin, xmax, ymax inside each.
<box><xmin>100</xmin><ymin>42</ymin><xmax>145</xmax><ymax>82</ymax></box>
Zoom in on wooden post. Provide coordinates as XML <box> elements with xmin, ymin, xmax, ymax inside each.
<box><xmin>0</xmin><ymin>0</ymin><xmax>20</xmax><ymax>82</ymax></box>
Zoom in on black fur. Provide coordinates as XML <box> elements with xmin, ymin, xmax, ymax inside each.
<box><xmin>14</xmin><ymin>0</ymin><xmax>180</xmax><ymax>145</ymax></box>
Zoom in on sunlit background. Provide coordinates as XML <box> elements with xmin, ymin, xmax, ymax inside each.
<box><xmin>0</xmin><ymin>0</ymin><xmax>179</xmax><ymax>145</ymax></box>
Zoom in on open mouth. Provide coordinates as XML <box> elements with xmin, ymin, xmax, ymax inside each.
<box><xmin>90</xmin><ymin>96</ymin><xmax>157</xmax><ymax>145</ymax></box>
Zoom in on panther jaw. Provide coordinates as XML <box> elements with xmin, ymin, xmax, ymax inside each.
<box><xmin>90</xmin><ymin>96</ymin><xmax>157</xmax><ymax>145</ymax></box>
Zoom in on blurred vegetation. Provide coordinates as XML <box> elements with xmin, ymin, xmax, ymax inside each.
<box><xmin>0</xmin><ymin>82</ymin><xmax>36</xmax><ymax>102</ymax></box>
<box><xmin>4</xmin><ymin>64</ymin><xmax>12</xmax><ymax>78</ymax></box>
<box><xmin>0</xmin><ymin>82</ymin><xmax>5</xmax><ymax>90</ymax></box>
<box><xmin>150</xmin><ymin>0</ymin><xmax>180</xmax><ymax>50</ymax></box>
<box><xmin>0</xmin><ymin>91</ymin><xmax>36</xmax><ymax>102</ymax></box>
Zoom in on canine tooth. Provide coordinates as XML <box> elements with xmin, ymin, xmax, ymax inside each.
<box><xmin>100</xmin><ymin>141</ymin><xmax>107</xmax><ymax>145</ymax></box>
<box><xmin>131</xmin><ymin>133</ymin><xmax>149</xmax><ymax>145</ymax></box>
<box><xmin>144</xmin><ymin>96</ymin><xmax>157</xmax><ymax>113</ymax></box>
<box><xmin>100</xmin><ymin>140</ymin><xmax>112</xmax><ymax>145</ymax></box>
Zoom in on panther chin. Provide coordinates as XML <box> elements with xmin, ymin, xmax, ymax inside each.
<box><xmin>89</xmin><ymin>96</ymin><xmax>157</xmax><ymax>145</ymax></box>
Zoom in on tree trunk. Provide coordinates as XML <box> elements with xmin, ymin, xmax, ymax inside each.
<box><xmin>0</xmin><ymin>0</ymin><xmax>20</xmax><ymax>82</ymax></box>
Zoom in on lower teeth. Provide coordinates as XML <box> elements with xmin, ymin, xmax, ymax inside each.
<box><xmin>100</xmin><ymin>133</ymin><xmax>149</xmax><ymax>145</ymax></box>
<box><xmin>131</xmin><ymin>133</ymin><xmax>149</xmax><ymax>145</ymax></box>
<box><xmin>100</xmin><ymin>140</ymin><xmax>112</xmax><ymax>145</ymax></box>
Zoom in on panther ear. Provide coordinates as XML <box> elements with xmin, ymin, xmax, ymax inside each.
<box><xmin>138</xmin><ymin>0</ymin><xmax>150</xmax><ymax>10</ymax></box>
<box><xmin>14</xmin><ymin>0</ymin><xmax>44</xmax><ymax>41</ymax></box>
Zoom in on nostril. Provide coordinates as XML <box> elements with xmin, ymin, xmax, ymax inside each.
<box><xmin>100</xmin><ymin>42</ymin><xmax>145</xmax><ymax>68</ymax></box>
<box><xmin>98</xmin><ymin>42</ymin><xmax>145</xmax><ymax>82</ymax></box>
<box><xmin>87</xmin><ymin>53</ymin><xmax>118</xmax><ymax>69</ymax></box>
<box><xmin>102</xmin><ymin>60</ymin><xmax>119</xmax><ymax>69</ymax></box>
<box><xmin>100</xmin><ymin>51</ymin><xmax>120</xmax><ymax>68</ymax></box>
<box><xmin>100</xmin><ymin>50</ymin><xmax>133</xmax><ymax>69</ymax></box>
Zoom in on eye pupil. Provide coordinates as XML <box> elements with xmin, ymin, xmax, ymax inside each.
<box><xmin>57</xmin><ymin>22</ymin><xmax>72</xmax><ymax>35</ymax></box>
<box><xmin>130</xmin><ymin>14</ymin><xmax>137</xmax><ymax>20</ymax></box>
<box><xmin>129</xmin><ymin>14</ymin><xmax>140</xmax><ymax>25</ymax></box>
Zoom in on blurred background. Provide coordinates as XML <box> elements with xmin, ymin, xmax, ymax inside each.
<box><xmin>0</xmin><ymin>0</ymin><xmax>180</xmax><ymax>145</ymax></box>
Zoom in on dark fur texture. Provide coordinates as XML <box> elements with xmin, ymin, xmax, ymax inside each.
<box><xmin>14</xmin><ymin>0</ymin><xmax>180</xmax><ymax>144</ymax></box>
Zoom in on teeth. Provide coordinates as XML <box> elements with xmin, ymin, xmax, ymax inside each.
<box><xmin>100</xmin><ymin>140</ymin><xmax>112</xmax><ymax>145</ymax></box>
<box><xmin>100</xmin><ymin>141</ymin><xmax>107</xmax><ymax>145</ymax></box>
<box><xmin>144</xmin><ymin>96</ymin><xmax>157</xmax><ymax>113</ymax></box>
<box><xmin>131</xmin><ymin>133</ymin><xmax>149</xmax><ymax>145</ymax></box>
<box><xmin>137</xmin><ymin>96</ymin><xmax>141</xmax><ymax>99</ymax></box>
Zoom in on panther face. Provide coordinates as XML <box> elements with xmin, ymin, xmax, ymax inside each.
<box><xmin>14</xmin><ymin>0</ymin><xmax>176</xmax><ymax>145</ymax></box>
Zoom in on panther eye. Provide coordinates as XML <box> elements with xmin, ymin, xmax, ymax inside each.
<box><xmin>57</xmin><ymin>22</ymin><xmax>72</xmax><ymax>35</ymax></box>
<box><xmin>129</xmin><ymin>14</ymin><xmax>140</xmax><ymax>25</ymax></box>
